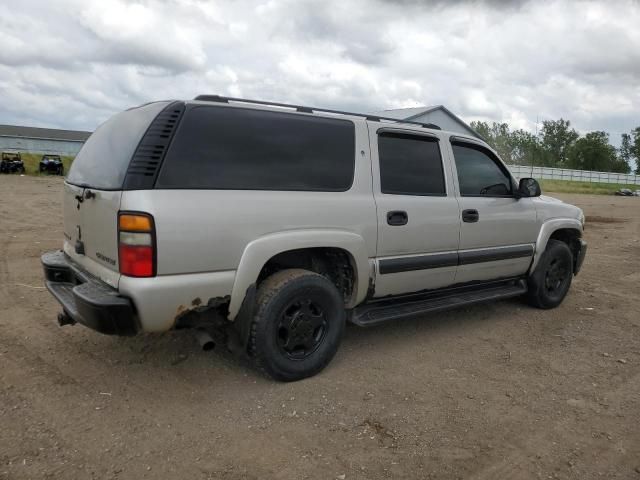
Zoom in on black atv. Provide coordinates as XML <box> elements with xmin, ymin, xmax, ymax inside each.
<box><xmin>0</xmin><ymin>152</ymin><xmax>25</xmax><ymax>174</ymax></box>
<box><xmin>39</xmin><ymin>154</ymin><xmax>64</xmax><ymax>175</ymax></box>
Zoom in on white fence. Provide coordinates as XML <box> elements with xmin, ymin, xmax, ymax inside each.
<box><xmin>507</xmin><ymin>164</ymin><xmax>640</xmax><ymax>185</ymax></box>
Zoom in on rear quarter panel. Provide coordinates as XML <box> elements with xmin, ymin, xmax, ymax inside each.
<box><xmin>119</xmin><ymin>118</ymin><xmax>377</xmax><ymax>322</ymax></box>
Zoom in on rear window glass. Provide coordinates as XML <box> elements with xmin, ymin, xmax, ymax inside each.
<box><xmin>156</xmin><ymin>106</ymin><xmax>355</xmax><ymax>191</ymax></box>
<box><xmin>66</xmin><ymin>101</ymin><xmax>169</xmax><ymax>190</ymax></box>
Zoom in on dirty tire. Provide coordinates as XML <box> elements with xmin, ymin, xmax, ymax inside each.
<box><xmin>250</xmin><ymin>269</ymin><xmax>346</xmax><ymax>382</ymax></box>
<box><xmin>526</xmin><ymin>239</ymin><xmax>573</xmax><ymax>309</ymax></box>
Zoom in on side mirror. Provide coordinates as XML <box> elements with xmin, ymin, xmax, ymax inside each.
<box><xmin>517</xmin><ymin>178</ymin><xmax>541</xmax><ymax>197</ymax></box>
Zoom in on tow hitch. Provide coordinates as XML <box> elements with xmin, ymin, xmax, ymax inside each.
<box><xmin>57</xmin><ymin>311</ymin><xmax>76</xmax><ymax>327</ymax></box>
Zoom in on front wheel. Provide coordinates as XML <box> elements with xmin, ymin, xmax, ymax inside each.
<box><xmin>526</xmin><ymin>239</ymin><xmax>573</xmax><ymax>309</ymax></box>
<box><xmin>249</xmin><ymin>269</ymin><xmax>346</xmax><ymax>381</ymax></box>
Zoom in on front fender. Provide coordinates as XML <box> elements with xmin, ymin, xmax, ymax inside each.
<box><xmin>530</xmin><ymin>218</ymin><xmax>583</xmax><ymax>272</ymax></box>
<box><xmin>227</xmin><ymin>229</ymin><xmax>370</xmax><ymax>320</ymax></box>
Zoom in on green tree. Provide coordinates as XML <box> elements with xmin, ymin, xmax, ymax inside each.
<box><xmin>620</xmin><ymin>133</ymin><xmax>632</xmax><ymax>163</ymax></box>
<box><xmin>611</xmin><ymin>158</ymin><xmax>631</xmax><ymax>174</ymax></box>
<box><xmin>469</xmin><ymin>121</ymin><xmax>491</xmax><ymax>142</ymax></box>
<box><xmin>631</xmin><ymin>127</ymin><xmax>640</xmax><ymax>174</ymax></box>
<box><xmin>470</xmin><ymin>118</ymin><xmax>632</xmax><ymax>173</ymax></box>
<box><xmin>509</xmin><ymin>129</ymin><xmax>544</xmax><ymax>166</ymax></box>
<box><xmin>539</xmin><ymin>119</ymin><xmax>579</xmax><ymax>167</ymax></box>
<box><xmin>567</xmin><ymin>131</ymin><xmax>618</xmax><ymax>172</ymax></box>
<box><xmin>469</xmin><ymin>121</ymin><xmax>514</xmax><ymax>164</ymax></box>
<box><xmin>619</xmin><ymin>133</ymin><xmax>633</xmax><ymax>174</ymax></box>
<box><xmin>488</xmin><ymin>122</ymin><xmax>513</xmax><ymax>164</ymax></box>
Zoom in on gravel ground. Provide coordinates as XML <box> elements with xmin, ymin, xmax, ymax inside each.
<box><xmin>1</xmin><ymin>175</ymin><xmax>639</xmax><ymax>480</ymax></box>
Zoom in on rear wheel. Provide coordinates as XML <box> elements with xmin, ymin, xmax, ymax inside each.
<box><xmin>526</xmin><ymin>239</ymin><xmax>573</xmax><ymax>309</ymax></box>
<box><xmin>249</xmin><ymin>269</ymin><xmax>345</xmax><ymax>381</ymax></box>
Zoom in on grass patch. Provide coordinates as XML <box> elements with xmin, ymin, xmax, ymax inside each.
<box><xmin>540</xmin><ymin>179</ymin><xmax>639</xmax><ymax>195</ymax></box>
<box><xmin>10</xmin><ymin>153</ymin><xmax>75</xmax><ymax>176</ymax></box>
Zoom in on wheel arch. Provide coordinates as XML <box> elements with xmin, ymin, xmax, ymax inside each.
<box><xmin>530</xmin><ymin>219</ymin><xmax>583</xmax><ymax>273</ymax></box>
<box><xmin>227</xmin><ymin>230</ymin><xmax>370</xmax><ymax>320</ymax></box>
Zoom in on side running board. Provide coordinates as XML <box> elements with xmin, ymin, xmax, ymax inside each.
<box><xmin>351</xmin><ymin>279</ymin><xmax>527</xmax><ymax>327</ymax></box>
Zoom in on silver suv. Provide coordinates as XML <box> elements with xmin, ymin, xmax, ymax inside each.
<box><xmin>42</xmin><ymin>95</ymin><xmax>587</xmax><ymax>381</ymax></box>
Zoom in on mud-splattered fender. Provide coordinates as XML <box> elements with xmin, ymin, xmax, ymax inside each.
<box><xmin>227</xmin><ymin>229</ymin><xmax>370</xmax><ymax>320</ymax></box>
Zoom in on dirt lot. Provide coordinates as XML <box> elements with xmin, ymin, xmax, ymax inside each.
<box><xmin>1</xmin><ymin>175</ymin><xmax>639</xmax><ymax>480</ymax></box>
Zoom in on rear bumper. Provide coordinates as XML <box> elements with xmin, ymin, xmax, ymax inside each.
<box><xmin>574</xmin><ymin>239</ymin><xmax>587</xmax><ymax>275</ymax></box>
<box><xmin>41</xmin><ymin>251</ymin><xmax>138</xmax><ymax>336</ymax></box>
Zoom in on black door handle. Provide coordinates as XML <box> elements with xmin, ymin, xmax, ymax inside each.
<box><xmin>462</xmin><ymin>209</ymin><xmax>479</xmax><ymax>223</ymax></box>
<box><xmin>387</xmin><ymin>210</ymin><xmax>408</xmax><ymax>226</ymax></box>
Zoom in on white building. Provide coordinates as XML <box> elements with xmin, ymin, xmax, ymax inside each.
<box><xmin>371</xmin><ymin>105</ymin><xmax>482</xmax><ymax>140</ymax></box>
<box><xmin>0</xmin><ymin>124</ymin><xmax>91</xmax><ymax>157</ymax></box>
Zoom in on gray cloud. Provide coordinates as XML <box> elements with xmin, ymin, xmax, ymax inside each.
<box><xmin>0</xmin><ymin>0</ymin><xmax>638</xmax><ymax>144</ymax></box>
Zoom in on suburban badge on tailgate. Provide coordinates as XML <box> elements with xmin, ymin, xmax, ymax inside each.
<box><xmin>96</xmin><ymin>252</ymin><xmax>116</xmax><ymax>266</ymax></box>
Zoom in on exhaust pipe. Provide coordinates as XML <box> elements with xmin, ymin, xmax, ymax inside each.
<box><xmin>195</xmin><ymin>329</ymin><xmax>215</xmax><ymax>351</ymax></box>
<box><xmin>57</xmin><ymin>312</ymin><xmax>76</xmax><ymax>327</ymax></box>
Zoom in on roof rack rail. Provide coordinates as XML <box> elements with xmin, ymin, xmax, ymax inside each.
<box><xmin>193</xmin><ymin>94</ymin><xmax>442</xmax><ymax>130</ymax></box>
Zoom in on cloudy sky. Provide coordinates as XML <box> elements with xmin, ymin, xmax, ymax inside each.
<box><xmin>1</xmin><ymin>0</ymin><xmax>639</xmax><ymax>142</ymax></box>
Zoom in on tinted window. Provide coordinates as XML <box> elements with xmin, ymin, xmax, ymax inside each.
<box><xmin>378</xmin><ymin>133</ymin><xmax>445</xmax><ymax>196</ymax></box>
<box><xmin>67</xmin><ymin>101</ymin><xmax>169</xmax><ymax>190</ymax></box>
<box><xmin>452</xmin><ymin>143</ymin><xmax>512</xmax><ymax>196</ymax></box>
<box><xmin>156</xmin><ymin>106</ymin><xmax>355</xmax><ymax>191</ymax></box>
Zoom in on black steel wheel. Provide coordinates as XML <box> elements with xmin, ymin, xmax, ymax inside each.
<box><xmin>526</xmin><ymin>239</ymin><xmax>573</xmax><ymax>309</ymax></box>
<box><xmin>250</xmin><ymin>269</ymin><xmax>345</xmax><ymax>381</ymax></box>
<box><xmin>276</xmin><ymin>298</ymin><xmax>328</xmax><ymax>360</ymax></box>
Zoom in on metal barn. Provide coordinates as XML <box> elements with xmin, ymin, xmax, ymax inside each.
<box><xmin>0</xmin><ymin>125</ymin><xmax>91</xmax><ymax>156</ymax></box>
<box><xmin>370</xmin><ymin>105</ymin><xmax>482</xmax><ymax>140</ymax></box>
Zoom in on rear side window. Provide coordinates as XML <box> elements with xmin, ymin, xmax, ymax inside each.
<box><xmin>378</xmin><ymin>132</ymin><xmax>446</xmax><ymax>196</ymax></box>
<box><xmin>156</xmin><ymin>106</ymin><xmax>355</xmax><ymax>191</ymax></box>
<box><xmin>452</xmin><ymin>143</ymin><xmax>513</xmax><ymax>196</ymax></box>
<box><xmin>66</xmin><ymin>101</ymin><xmax>169</xmax><ymax>190</ymax></box>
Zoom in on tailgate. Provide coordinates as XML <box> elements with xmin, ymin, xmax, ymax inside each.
<box><xmin>63</xmin><ymin>183</ymin><xmax>122</xmax><ymax>289</ymax></box>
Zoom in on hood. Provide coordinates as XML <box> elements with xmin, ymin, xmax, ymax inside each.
<box><xmin>537</xmin><ymin>194</ymin><xmax>564</xmax><ymax>204</ymax></box>
<box><xmin>533</xmin><ymin>195</ymin><xmax>584</xmax><ymax>225</ymax></box>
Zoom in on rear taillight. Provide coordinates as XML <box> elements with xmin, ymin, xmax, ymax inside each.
<box><xmin>118</xmin><ymin>212</ymin><xmax>155</xmax><ymax>277</ymax></box>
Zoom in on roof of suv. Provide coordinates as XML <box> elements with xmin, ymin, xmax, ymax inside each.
<box><xmin>184</xmin><ymin>95</ymin><xmax>491</xmax><ymax>152</ymax></box>
<box><xmin>190</xmin><ymin>94</ymin><xmax>460</xmax><ymax>133</ymax></box>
